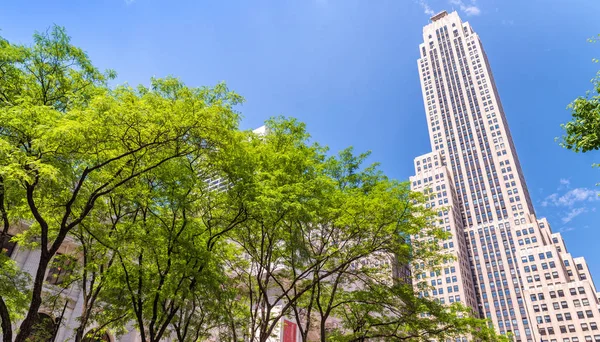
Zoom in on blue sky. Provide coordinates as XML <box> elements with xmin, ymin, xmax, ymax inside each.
<box><xmin>2</xmin><ymin>0</ymin><xmax>600</xmax><ymax>284</ymax></box>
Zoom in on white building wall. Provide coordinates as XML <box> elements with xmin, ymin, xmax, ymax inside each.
<box><xmin>411</xmin><ymin>10</ymin><xmax>600</xmax><ymax>342</ymax></box>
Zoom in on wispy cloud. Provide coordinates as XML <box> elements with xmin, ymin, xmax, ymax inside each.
<box><xmin>559</xmin><ymin>226</ymin><xmax>577</xmax><ymax>233</ymax></box>
<box><xmin>541</xmin><ymin>179</ymin><xmax>599</xmax><ymax>230</ymax></box>
<box><xmin>415</xmin><ymin>0</ymin><xmax>435</xmax><ymax>16</ymax></box>
<box><xmin>562</xmin><ymin>207</ymin><xmax>587</xmax><ymax>223</ymax></box>
<box><xmin>449</xmin><ymin>0</ymin><xmax>481</xmax><ymax>16</ymax></box>
<box><xmin>541</xmin><ymin>188</ymin><xmax>599</xmax><ymax>207</ymax></box>
<box><xmin>125</xmin><ymin>0</ymin><xmax>135</xmax><ymax>4</ymax></box>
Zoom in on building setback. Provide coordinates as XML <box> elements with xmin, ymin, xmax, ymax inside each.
<box><xmin>410</xmin><ymin>11</ymin><xmax>600</xmax><ymax>342</ymax></box>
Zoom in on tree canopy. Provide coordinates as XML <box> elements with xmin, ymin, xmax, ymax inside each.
<box><xmin>560</xmin><ymin>34</ymin><xmax>600</xmax><ymax>153</ymax></box>
<box><xmin>1</xmin><ymin>26</ymin><xmax>504</xmax><ymax>342</ymax></box>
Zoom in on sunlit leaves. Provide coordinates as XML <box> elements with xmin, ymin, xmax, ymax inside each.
<box><xmin>560</xmin><ymin>34</ymin><xmax>600</xmax><ymax>154</ymax></box>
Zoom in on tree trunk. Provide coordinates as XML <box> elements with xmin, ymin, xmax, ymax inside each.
<box><xmin>73</xmin><ymin>311</ymin><xmax>88</xmax><ymax>342</ymax></box>
<box><xmin>14</xmin><ymin>254</ymin><xmax>51</xmax><ymax>342</ymax></box>
<box><xmin>0</xmin><ymin>297</ymin><xmax>12</xmax><ymax>342</ymax></box>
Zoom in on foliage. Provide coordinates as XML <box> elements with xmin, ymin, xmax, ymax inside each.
<box><xmin>98</xmin><ymin>151</ymin><xmax>247</xmax><ymax>342</ymax></box>
<box><xmin>228</xmin><ymin>117</ymin><xmax>332</xmax><ymax>342</ymax></box>
<box><xmin>559</xmin><ymin>34</ymin><xmax>600</xmax><ymax>153</ymax></box>
<box><xmin>1</xmin><ymin>26</ymin><xmax>506</xmax><ymax>342</ymax></box>
<box><xmin>67</xmin><ymin>224</ymin><xmax>129</xmax><ymax>342</ymax></box>
<box><xmin>228</xmin><ymin>118</ymin><xmax>485</xmax><ymax>342</ymax></box>
<box><xmin>329</xmin><ymin>282</ymin><xmax>506</xmax><ymax>342</ymax></box>
<box><xmin>0</xmin><ymin>255</ymin><xmax>31</xmax><ymax>338</ymax></box>
<box><xmin>0</xmin><ymin>25</ymin><xmax>242</xmax><ymax>342</ymax></box>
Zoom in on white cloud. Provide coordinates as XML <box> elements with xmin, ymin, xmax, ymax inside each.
<box><xmin>449</xmin><ymin>0</ymin><xmax>481</xmax><ymax>16</ymax></box>
<box><xmin>463</xmin><ymin>6</ymin><xmax>481</xmax><ymax>16</ymax></box>
<box><xmin>559</xmin><ymin>226</ymin><xmax>577</xmax><ymax>233</ymax></box>
<box><xmin>541</xmin><ymin>180</ymin><xmax>599</xmax><ymax>226</ymax></box>
<box><xmin>415</xmin><ymin>0</ymin><xmax>435</xmax><ymax>16</ymax></box>
<box><xmin>561</xmin><ymin>207</ymin><xmax>587</xmax><ymax>223</ymax></box>
<box><xmin>541</xmin><ymin>188</ymin><xmax>599</xmax><ymax>207</ymax></box>
<box><xmin>540</xmin><ymin>193</ymin><xmax>556</xmax><ymax>207</ymax></box>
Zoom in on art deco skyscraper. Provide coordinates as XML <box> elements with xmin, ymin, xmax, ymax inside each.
<box><xmin>410</xmin><ymin>11</ymin><xmax>600</xmax><ymax>342</ymax></box>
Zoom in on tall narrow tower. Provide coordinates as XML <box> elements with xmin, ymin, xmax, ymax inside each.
<box><xmin>410</xmin><ymin>11</ymin><xmax>600</xmax><ymax>342</ymax></box>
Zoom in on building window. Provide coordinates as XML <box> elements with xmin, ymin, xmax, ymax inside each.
<box><xmin>45</xmin><ymin>254</ymin><xmax>76</xmax><ymax>286</ymax></box>
<box><xmin>0</xmin><ymin>234</ymin><xmax>16</xmax><ymax>257</ymax></box>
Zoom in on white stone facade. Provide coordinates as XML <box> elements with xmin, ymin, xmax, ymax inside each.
<box><xmin>411</xmin><ymin>10</ymin><xmax>600</xmax><ymax>342</ymax></box>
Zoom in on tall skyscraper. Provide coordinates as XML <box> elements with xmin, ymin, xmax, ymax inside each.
<box><xmin>410</xmin><ymin>11</ymin><xmax>600</xmax><ymax>342</ymax></box>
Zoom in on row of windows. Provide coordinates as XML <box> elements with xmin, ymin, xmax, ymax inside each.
<box><xmin>523</xmin><ymin>261</ymin><xmax>556</xmax><ymax>273</ymax></box>
<box><xmin>433</xmin><ymin>295</ymin><xmax>461</xmax><ymax>304</ymax></box>
<box><xmin>425</xmin><ymin>197</ymin><xmax>449</xmax><ymax>208</ymax></box>
<box><xmin>536</xmin><ymin>310</ymin><xmax>595</xmax><ymax>323</ymax></box>
<box><xmin>412</xmin><ymin>172</ymin><xmax>445</xmax><ymax>185</ymax></box>
<box><xmin>526</xmin><ymin>272</ymin><xmax>559</xmax><ymax>283</ymax></box>
<box><xmin>540</xmin><ymin>336</ymin><xmax>600</xmax><ymax>342</ymax></box>
<box><xmin>539</xmin><ymin>323</ymin><xmax>598</xmax><ymax>336</ymax></box>
<box><xmin>516</xmin><ymin>227</ymin><xmax>535</xmax><ymax>237</ymax></box>
<box><xmin>518</xmin><ymin>237</ymin><xmax>538</xmax><ymax>246</ymax></box>
<box><xmin>430</xmin><ymin>285</ymin><xmax>461</xmax><ymax>295</ymax></box>
<box><xmin>429</xmin><ymin>275</ymin><xmax>460</xmax><ymax>286</ymax></box>
<box><xmin>532</xmin><ymin>297</ymin><xmax>592</xmax><ymax>312</ymax></box>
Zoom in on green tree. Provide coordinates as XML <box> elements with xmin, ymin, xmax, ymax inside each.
<box><xmin>559</xmin><ymin>34</ymin><xmax>600</xmax><ymax>153</ymax></box>
<box><xmin>329</xmin><ymin>282</ymin><xmax>506</xmax><ymax>342</ymax></box>
<box><xmin>0</xmin><ymin>26</ymin><xmax>242</xmax><ymax>342</ymax></box>
<box><xmin>230</xmin><ymin>118</ymin><xmax>333</xmax><ymax>342</ymax></box>
<box><xmin>101</xmin><ymin>151</ymin><xmax>247</xmax><ymax>342</ymax></box>
<box><xmin>0</xmin><ymin>256</ymin><xmax>31</xmax><ymax>342</ymax></box>
<box><xmin>69</xmin><ymin>217</ymin><xmax>129</xmax><ymax>342</ymax></box>
<box><xmin>1</xmin><ymin>25</ymin><xmax>508</xmax><ymax>342</ymax></box>
<box><xmin>283</xmin><ymin>147</ymin><xmax>457</xmax><ymax>342</ymax></box>
<box><xmin>230</xmin><ymin>118</ymin><xmax>465</xmax><ymax>342</ymax></box>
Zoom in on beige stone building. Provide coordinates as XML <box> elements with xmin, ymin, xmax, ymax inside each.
<box><xmin>410</xmin><ymin>10</ymin><xmax>600</xmax><ymax>342</ymax></box>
